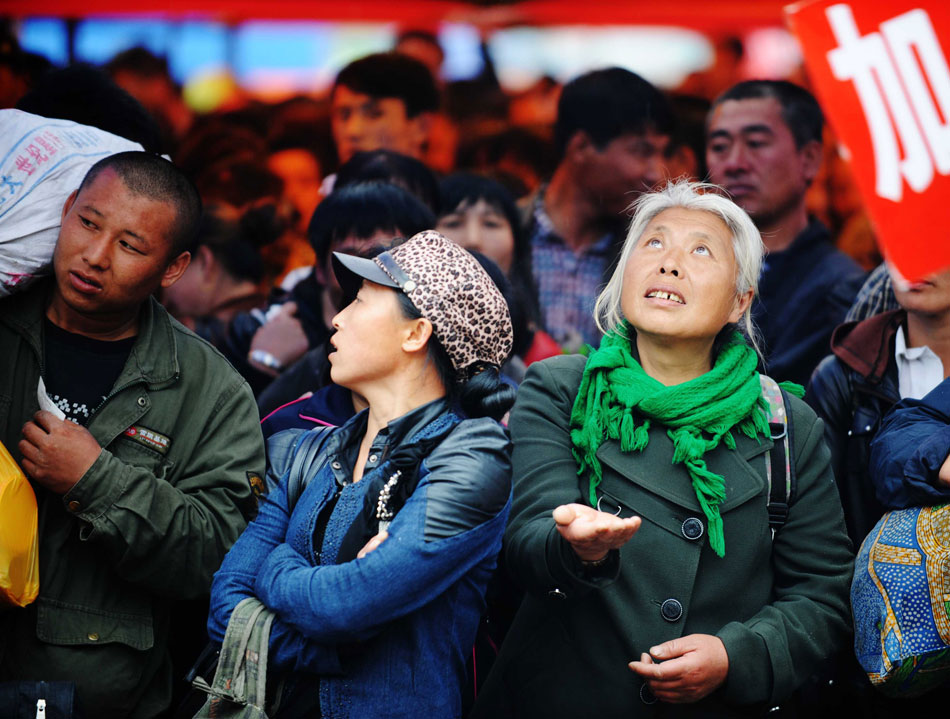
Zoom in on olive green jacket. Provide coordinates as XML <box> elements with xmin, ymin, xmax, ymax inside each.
<box><xmin>475</xmin><ymin>355</ymin><xmax>853</xmax><ymax>717</ymax></box>
<box><xmin>0</xmin><ymin>283</ymin><xmax>265</xmax><ymax>718</ymax></box>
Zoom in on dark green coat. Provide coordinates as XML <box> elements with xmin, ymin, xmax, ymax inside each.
<box><xmin>475</xmin><ymin>355</ymin><xmax>853</xmax><ymax>717</ymax></box>
<box><xmin>0</xmin><ymin>284</ymin><xmax>265</xmax><ymax>718</ymax></box>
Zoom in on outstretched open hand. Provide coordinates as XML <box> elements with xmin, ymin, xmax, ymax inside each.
<box><xmin>552</xmin><ymin>502</ymin><xmax>641</xmax><ymax>562</ymax></box>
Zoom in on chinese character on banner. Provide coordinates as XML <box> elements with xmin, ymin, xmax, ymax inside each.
<box><xmin>786</xmin><ymin>0</ymin><xmax>950</xmax><ymax>281</ymax></box>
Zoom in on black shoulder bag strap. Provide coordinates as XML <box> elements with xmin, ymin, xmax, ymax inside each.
<box><xmin>286</xmin><ymin>427</ymin><xmax>335</xmax><ymax>510</ymax></box>
<box><xmin>760</xmin><ymin>376</ymin><xmax>797</xmax><ymax>538</ymax></box>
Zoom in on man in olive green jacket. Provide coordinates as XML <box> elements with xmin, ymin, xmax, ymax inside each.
<box><xmin>474</xmin><ymin>354</ymin><xmax>853</xmax><ymax>717</ymax></box>
<box><xmin>0</xmin><ymin>152</ymin><xmax>264</xmax><ymax>718</ymax></box>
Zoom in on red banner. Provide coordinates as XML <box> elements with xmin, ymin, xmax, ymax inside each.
<box><xmin>786</xmin><ymin>0</ymin><xmax>950</xmax><ymax>281</ymax></box>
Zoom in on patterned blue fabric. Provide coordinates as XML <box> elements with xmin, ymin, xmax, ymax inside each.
<box><xmin>851</xmin><ymin>505</ymin><xmax>950</xmax><ymax>697</ymax></box>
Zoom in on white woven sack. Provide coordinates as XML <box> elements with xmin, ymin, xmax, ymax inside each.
<box><xmin>0</xmin><ymin>109</ymin><xmax>143</xmax><ymax>297</ymax></box>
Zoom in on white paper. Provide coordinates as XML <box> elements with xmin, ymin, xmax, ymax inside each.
<box><xmin>37</xmin><ymin>376</ymin><xmax>66</xmax><ymax>420</ymax></box>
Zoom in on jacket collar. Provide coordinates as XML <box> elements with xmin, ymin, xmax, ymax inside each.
<box><xmin>831</xmin><ymin>308</ymin><xmax>904</xmax><ymax>383</ymax></box>
<box><xmin>2</xmin><ymin>279</ymin><xmax>179</xmax><ymax>387</ymax></box>
<box><xmin>326</xmin><ymin>396</ymin><xmax>453</xmax><ymax>465</ymax></box>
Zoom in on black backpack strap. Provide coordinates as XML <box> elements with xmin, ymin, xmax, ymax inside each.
<box><xmin>286</xmin><ymin>427</ymin><xmax>334</xmax><ymax>510</ymax></box>
<box><xmin>759</xmin><ymin>376</ymin><xmax>795</xmax><ymax>538</ymax></box>
<box><xmin>767</xmin><ymin>420</ymin><xmax>790</xmax><ymax>537</ymax></box>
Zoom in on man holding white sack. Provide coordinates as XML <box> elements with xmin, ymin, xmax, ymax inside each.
<box><xmin>0</xmin><ymin>151</ymin><xmax>264</xmax><ymax>718</ymax></box>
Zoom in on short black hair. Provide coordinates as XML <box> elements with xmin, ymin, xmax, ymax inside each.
<box><xmin>78</xmin><ymin>151</ymin><xmax>202</xmax><ymax>258</ymax></box>
<box><xmin>396</xmin><ymin>29</ymin><xmax>444</xmax><ymax>59</ymax></box>
<box><xmin>665</xmin><ymin>93</ymin><xmax>712</xmax><ymax>180</ymax></box>
<box><xmin>196</xmin><ymin>204</ymin><xmax>283</xmax><ymax>284</ymax></box>
<box><xmin>307</xmin><ymin>181</ymin><xmax>435</xmax><ymax>268</ymax></box>
<box><xmin>333</xmin><ymin>52</ymin><xmax>440</xmax><ymax>118</ymax></box>
<box><xmin>105</xmin><ymin>46</ymin><xmax>173</xmax><ymax>82</ymax></box>
<box><xmin>554</xmin><ymin>67</ymin><xmax>674</xmax><ymax>160</ymax></box>
<box><xmin>335</xmin><ymin>149</ymin><xmax>440</xmax><ymax>213</ymax></box>
<box><xmin>16</xmin><ymin>64</ymin><xmax>164</xmax><ymax>153</ymax></box>
<box><xmin>711</xmin><ymin>80</ymin><xmax>824</xmax><ymax>148</ymax></box>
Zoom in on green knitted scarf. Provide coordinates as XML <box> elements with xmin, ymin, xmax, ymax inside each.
<box><xmin>570</xmin><ymin>325</ymin><xmax>803</xmax><ymax>558</ymax></box>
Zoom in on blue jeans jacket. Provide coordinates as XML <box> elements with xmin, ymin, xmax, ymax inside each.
<box><xmin>209</xmin><ymin>399</ymin><xmax>512</xmax><ymax>718</ymax></box>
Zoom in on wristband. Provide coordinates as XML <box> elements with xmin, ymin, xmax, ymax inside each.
<box><xmin>580</xmin><ymin>554</ymin><xmax>610</xmax><ymax>568</ymax></box>
<box><xmin>249</xmin><ymin>349</ymin><xmax>284</xmax><ymax>371</ymax></box>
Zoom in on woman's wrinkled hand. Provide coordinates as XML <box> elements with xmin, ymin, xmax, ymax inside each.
<box><xmin>628</xmin><ymin>634</ymin><xmax>729</xmax><ymax>703</ymax></box>
<box><xmin>552</xmin><ymin>503</ymin><xmax>641</xmax><ymax>562</ymax></box>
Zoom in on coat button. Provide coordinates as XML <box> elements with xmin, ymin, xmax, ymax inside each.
<box><xmin>68</xmin><ymin>501</ymin><xmax>81</xmax><ymax>512</ymax></box>
<box><xmin>640</xmin><ymin>683</ymin><xmax>657</xmax><ymax>704</ymax></box>
<box><xmin>681</xmin><ymin>517</ymin><xmax>704</xmax><ymax>540</ymax></box>
<box><xmin>369</xmin><ymin>454</ymin><xmax>378</xmax><ymax>463</ymax></box>
<box><xmin>331</xmin><ymin>461</ymin><xmax>342</xmax><ymax>470</ymax></box>
<box><xmin>87</xmin><ymin>632</ymin><xmax>99</xmax><ymax>641</ymax></box>
<box><xmin>661</xmin><ymin>598</ymin><xmax>683</xmax><ymax>622</ymax></box>
<box><xmin>137</xmin><ymin>396</ymin><xmax>147</xmax><ymax>407</ymax></box>
<box><xmin>548</xmin><ymin>588</ymin><xmax>567</xmax><ymax>600</ymax></box>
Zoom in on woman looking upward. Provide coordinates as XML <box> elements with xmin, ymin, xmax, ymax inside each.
<box><xmin>474</xmin><ymin>181</ymin><xmax>852</xmax><ymax>717</ymax></box>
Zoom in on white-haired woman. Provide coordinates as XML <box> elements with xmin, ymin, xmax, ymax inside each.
<box><xmin>473</xmin><ymin>181</ymin><xmax>852</xmax><ymax>717</ymax></box>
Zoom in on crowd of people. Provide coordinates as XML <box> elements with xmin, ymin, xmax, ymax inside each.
<box><xmin>1</xmin><ymin>23</ymin><xmax>948</xmax><ymax>719</ymax></box>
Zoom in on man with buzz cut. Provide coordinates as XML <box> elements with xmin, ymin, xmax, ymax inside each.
<box><xmin>706</xmin><ymin>79</ymin><xmax>866</xmax><ymax>386</ymax></box>
<box><xmin>0</xmin><ymin>151</ymin><xmax>265</xmax><ymax>718</ymax></box>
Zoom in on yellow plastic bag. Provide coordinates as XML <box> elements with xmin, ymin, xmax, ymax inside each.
<box><xmin>0</xmin><ymin>440</ymin><xmax>39</xmax><ymax>607</ymax></box>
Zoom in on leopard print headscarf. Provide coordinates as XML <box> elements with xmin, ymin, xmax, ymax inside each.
<box><xmin>375</xmin><ymin>230</ymin><xmax>513</xmax><ymax>378</ymax></box>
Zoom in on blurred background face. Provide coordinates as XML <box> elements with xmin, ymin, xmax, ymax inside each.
<box><xmin>331</xmin><ymin>85</ymin><xmax>427</xmax><ymax>164</ymax></box>
<box><xmin>266</xmin><ymin>148</ymin><xmax>323</xmax><ymax>233</ymax></box>
<box><xmin>161</xmin><ymin>249</ymin><xmax>211</xmax><ymax>320</ymax></box>
<box><xmin>436</xmin><ymin>199</ymin><xmax>515</xmax><ymax>274</ymax></box>
<box><xmin>579</xmin><ymin>130</ymin><xmax>670</xmax><ymax>217</ymax></box>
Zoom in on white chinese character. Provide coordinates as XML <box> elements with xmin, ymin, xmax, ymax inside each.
<box><xmin>826</xmin><ymin>4</ymin><xmax>950</xmax><ymax>201</ymax></box>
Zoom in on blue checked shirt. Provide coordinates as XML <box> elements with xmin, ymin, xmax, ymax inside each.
<box><xmin>529</xmin><ymin>191</ymin><xmax>618</xmax><ymax>350</ymax></box>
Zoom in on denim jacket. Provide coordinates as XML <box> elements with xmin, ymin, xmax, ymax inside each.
<box><xmin>209</xmin><ymin>398</ymin><xmax>512</xmax><ymax>719</ymax></box>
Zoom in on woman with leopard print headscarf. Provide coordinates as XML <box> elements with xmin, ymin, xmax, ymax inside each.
<box><xmin>207</xmin><ymin>230</ymin><xmax>515</xmax><ymax>718</ymax></box>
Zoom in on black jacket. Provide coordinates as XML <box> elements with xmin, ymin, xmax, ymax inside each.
<box><xmin>806</xmin><ymin>310</ymin><xmax>904</xmax><ymax>546</ymax></box>
<box><xmin>757</xmin><ymin>220</ymin><xmax>866</xmax><ymax>386</ymax></box>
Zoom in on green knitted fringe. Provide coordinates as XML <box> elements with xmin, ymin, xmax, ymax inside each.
<box><xmin>571</xmin><ymin>326</ymin><xmax>783</xmax><ymax>558</ymax></box>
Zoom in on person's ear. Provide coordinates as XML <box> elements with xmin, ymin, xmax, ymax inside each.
<box><xmin>409</xmin><ymin>111</ymin><xmax>433</xmax><ymax>154</ymax></box>
<box><xmin>194</xmin><ymin>245</ymin><xmax>215</xmax><ymax>279</ymax></box>
<box><xmin>402</xmin><ymin>316</ymin><xmax>434</xmax><ymax>355</ymax></box>
<box><xmin>565</xmin><ymin>130</ymin><xmax>595</xmax><ymax>163</ymax></box>
<box><xmin>729</xmin><ymin>288</ymin><xmax>754</xmax><ymax>324</ymax></box>
<box><xmin>799</xmin><ymin>139</ymin><xmax>823</xmax><ymax>185</ymax></box>
<box><xmin>60</xmin><ymin>188</ymin><xmax>79</xmax><ymax>224</ymax></box>
<box><xmin>160</xmin><ymin>251</ymin><xmax>192</xmax><ymax>289</ymax></box>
